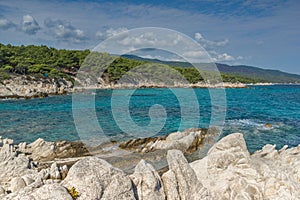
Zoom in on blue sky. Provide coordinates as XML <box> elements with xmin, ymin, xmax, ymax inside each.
<box><xmin>0</xmin><ymin>0</ymin><xmax>299</xmax><ymax>74</ymax></box>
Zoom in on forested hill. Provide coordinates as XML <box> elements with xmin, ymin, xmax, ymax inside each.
<box><xmin>122</xmin><ymin>54</ymin><xmax>300</xmax><ymax>83</ymax></box>
<box><xmin>0</xmin><ymin>43</ymin><xmax>299</xmax><ymax>84</ymax></box>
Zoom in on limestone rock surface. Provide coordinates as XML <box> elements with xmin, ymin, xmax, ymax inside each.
<box><xmin>62</xmin><ymin>156</ymin><xmax>136</xmax><ymax>200</ymax></box>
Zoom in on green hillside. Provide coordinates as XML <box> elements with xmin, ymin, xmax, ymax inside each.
<box><xmin>1</xmin><ymin>43</ymin><xmax>298</xmax><ymax>84</ymax></box>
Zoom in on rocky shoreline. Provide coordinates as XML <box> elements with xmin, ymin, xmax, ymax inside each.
<box><xmin>0</xmin><ymin>75</ymin><xmax>73</xmax><ymax>99</ymax></box>
<box><xmin>0</xmin><ymin>128</ymin><xmax>300</xmax><ymax>199</ymax></box>
<box><xmin>0</xmin><ymin>75</ymin><xmax>249</xmax><ymax>99</ymax></box>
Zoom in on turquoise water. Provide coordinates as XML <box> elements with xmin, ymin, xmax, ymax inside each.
<box><xmin>0</xmin><ymin>85</ymin><xmax>299</xmax><ymax>153</ymax></box>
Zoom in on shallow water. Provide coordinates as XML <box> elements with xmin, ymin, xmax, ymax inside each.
<box><xmin>0</xmin><ymin>85</ymin><xmax>299</xmax><ymax>153</ymax></box>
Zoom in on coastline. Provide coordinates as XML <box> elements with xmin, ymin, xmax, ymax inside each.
<box><xmin>1</xmin><ymin>75</ymin><xmax>298</xmax><ymax>100</ymax></box>
<box><xmin>0</xmin><ymin>78</ymin><xmax>247</xmax><ymax>99</ymax></box>
<box><xmin>247</xmin><ymin>82</ymin><xmax>300</xmax><ymax>86</ymax></box>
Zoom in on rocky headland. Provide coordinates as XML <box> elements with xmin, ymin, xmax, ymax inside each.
<box><xmin>0</xmin><ymin>129</ymin><xmax>300</xmax><ymax>199</ymax></box>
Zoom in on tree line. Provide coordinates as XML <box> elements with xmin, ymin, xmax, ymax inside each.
<box><xmin>0</xmin><ymin>43</ymin><xmax>260</xmax><ymax>83</ymax></box>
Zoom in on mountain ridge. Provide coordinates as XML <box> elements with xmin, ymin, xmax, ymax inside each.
<box><xmin>122</xmin><ymin>54</ymin><xmax>300</xmax><ymax>83</ymax></box>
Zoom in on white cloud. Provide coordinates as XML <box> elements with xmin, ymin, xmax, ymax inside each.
<box><xmin>95</xmin><ymin>27</ymin><xmax>128</xmax><ymax>40</ymax></box>
<box><xmin>194</xmin><ymin>33</ymin><xmax>241</xmax><ymax>62</ymax></box>
<box><xmin>194</xmin><ymin>32</ymin><xmax>229</xmax><ymax>47</ymax></box>
<box><xmin>217</xmin><ymin>53</ymin><xmax>234</xmax><ymax>61</ymax></box>
<box><xmin>21</xmin><ymin>15</ymin><xmax>40</xmax><ymax>35</ymax></box>
<box><xmin>209</xmin><ymin>51</ymin><xmax>235</xmax><ymax>62</ymax></box>
<box><xmin>117</xmin><ymin>32</ymin><xmax>159</xmax><ymax>46</ymax></box>
<box><xmin>44</xmin><ymin>19</ymin><xmax>87</xmax><ymax>43</ymax></box>
<box><xmin>194</xmin><ymin>32</ymin><xmax>203</xmax><ymax>40</ymax></box>
<box><xmin>0</xmin><ymin>17</ymin><xmax>16</xmax><ymax>30</ymax></box>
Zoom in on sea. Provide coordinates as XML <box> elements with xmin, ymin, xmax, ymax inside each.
<box><xmin>0</xmin><ymin>85</ymin><xmax>299</xmax><ymax>153</ymax></box>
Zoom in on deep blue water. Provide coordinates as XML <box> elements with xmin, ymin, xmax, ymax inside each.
<box><xmin>0</xmin><ymin>85</ymin><xmax>299</xmax><ymax>153</ymax></box>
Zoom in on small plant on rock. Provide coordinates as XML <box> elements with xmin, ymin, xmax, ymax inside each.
<box><xmin>67</xmin><ymin>186</ymin><xmax>79</xmax><ymax>199</ymax></box>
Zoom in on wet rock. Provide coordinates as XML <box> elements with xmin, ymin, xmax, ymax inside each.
<box><xmin>130</xmin><ymin>160</ymin><xmax>165</xmax><ymax>200</ymax></box>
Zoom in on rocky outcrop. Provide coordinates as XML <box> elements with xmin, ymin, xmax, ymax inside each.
<box><xmin>20</xmin><ymin>138</ymin><xmax>89</xmax><ymax>161</ymax></box>
<box><xmin>1</xmin><ymin>132</ymin><xmax>300</xmax><ymax>199</ymax></box>
<box><xmin>0</xmin><ymin>138</ymin><xmax>36</xmax><ymax>185</ymax></box>
<box><xmin>190</xmin><ymin>133</ymin><xmax>300</xmax><ymax>199</ymax></box>
<box><xmin>119</xmin><ymin>128</ymin><xmax>218</xmax><ymax>154</ymax></box>
<box><xmin>0</xmin><ymin>75</ymin><xmax>73</xmax><ymax>99</ymax></box>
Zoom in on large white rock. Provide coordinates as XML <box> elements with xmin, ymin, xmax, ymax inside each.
<box><xmin>162</xmin><ymin>150</ymin><xmax>209</xmax><ymax>200</ymax></box>
<box><xmin>20</xmin><ymin>184</ymin><xmax>72</xmax><ymax>200</ymax></box>
<box><xmin>161</xmin><ymin>170</ymin><xmax>180</xmax><ymax>200</ymax></box>
<box><xmin>206</xmin><ymin>132</ymin><xmax>250</xmax><ymax>174</ymax></box>
<box><xmin>130</xmin><ymin>159</ymin><xmax>165</xmax><ymax>200</ymax></box>
<box><xmin>62</xmin><ymin>156</ymin><xmax>136</xmax><ymax>200</ymax></box>
<box><xmin>190</xmin><ymin>133</ymin><xmax>300</xmax><ymax>199</ymax></box>
<box><xmin>9</xmin><ymin>177</ymin><xmax>26</xmax><ymax>193</ymax></box>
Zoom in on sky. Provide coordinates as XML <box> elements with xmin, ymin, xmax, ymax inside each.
<box><xmin>0</xmin><ymin>0</ymin><xmax>299</xmax><ymax>74</ymax></box>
